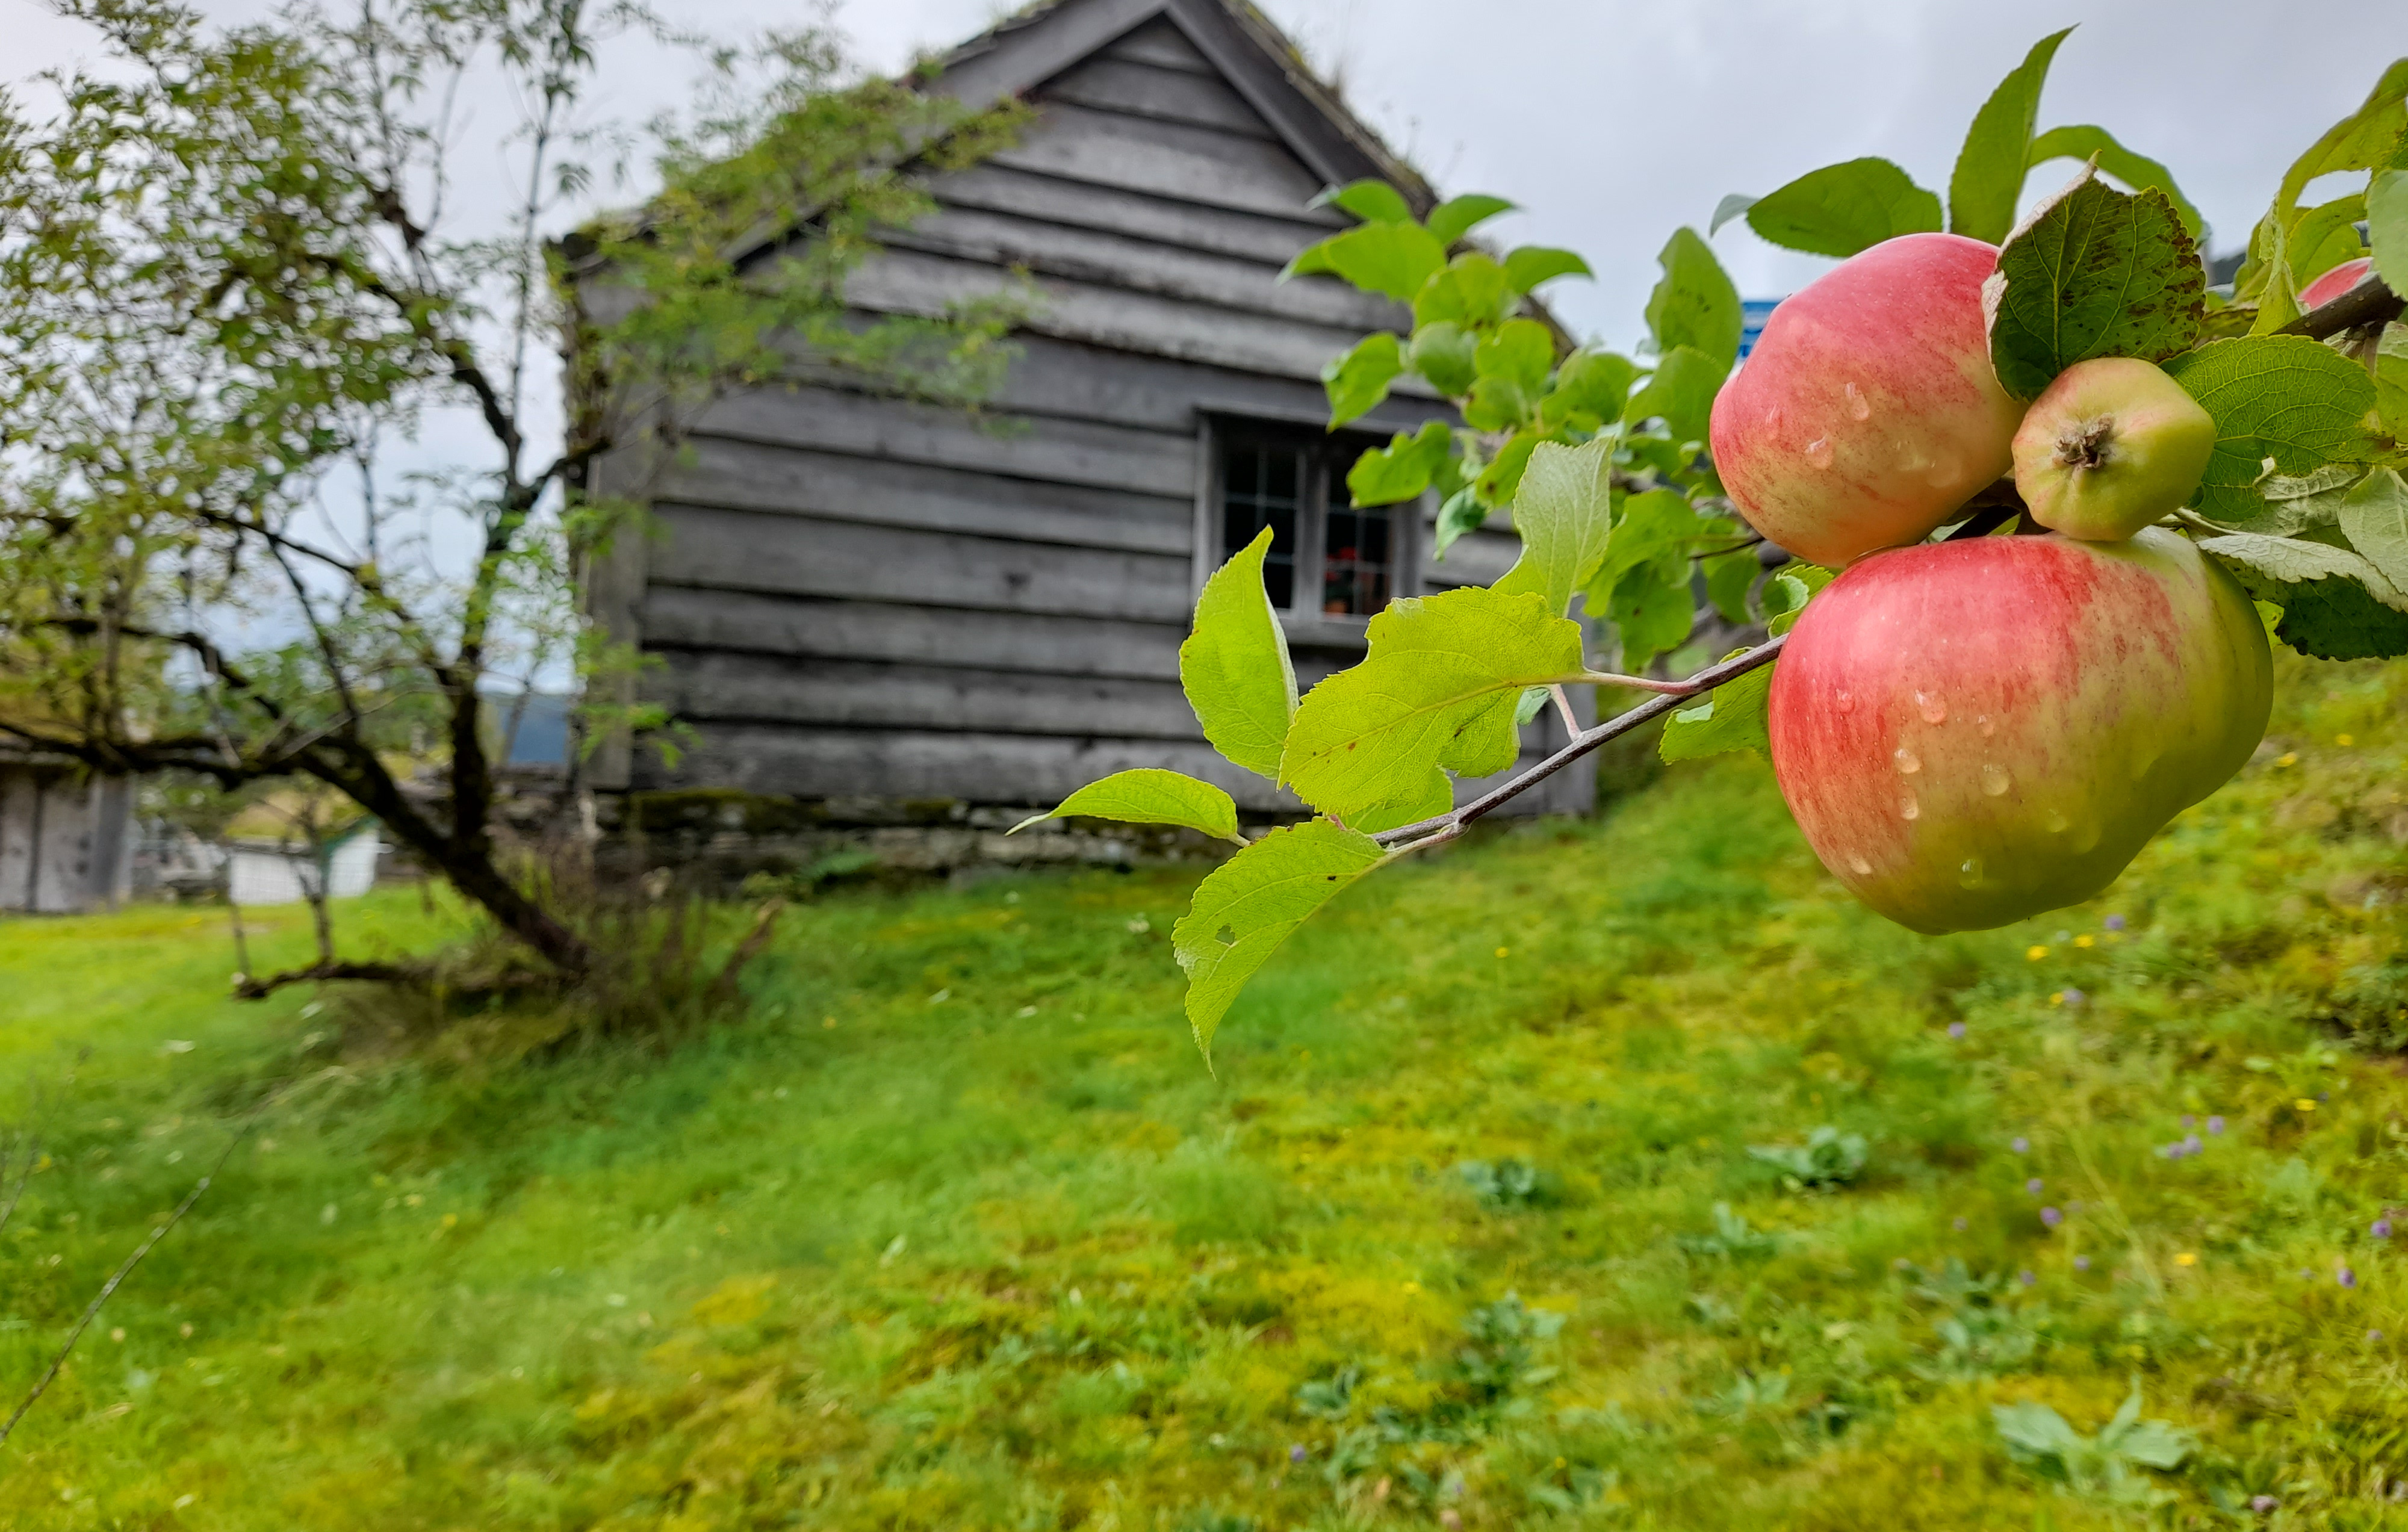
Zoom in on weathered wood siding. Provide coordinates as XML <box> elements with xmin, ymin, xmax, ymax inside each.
<box><xmin>0</xmin><ymin>766</ymin><xmax>132</xmax><ymax>914</ymax></box>
<box><xmin>597</xmin><ymin>3</ymin><xmax>1589</xmax><ymax>817</ymax></box>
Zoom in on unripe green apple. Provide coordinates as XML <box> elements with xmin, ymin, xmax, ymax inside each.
<box><xmin>1767</xmin><ymin>528</ymin><xmax>2270</xmax><ymax>934</ymax></box>
<box><xmin>1710</xmin><ymin>234</ymin><xmax>2027</xmax><ymax>567</ymax></box>
<box><xmin>2011</xmin><ymin>357</ymin><xmax>2215</xmax><ymax>541</ymax></box>
<box><xmin>2299</xmin><ymin>256</ymin><xmax>2372</xmax><ymax>311</ymax></box>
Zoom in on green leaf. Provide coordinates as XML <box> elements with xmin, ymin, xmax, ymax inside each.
<box><xmin>1475</xmin><ymin>317</ymin><xmax>1554</xmax><ymax>395</ymax></box>
<box><xmin>1179</xmin><ymin>527</ymin><xmax>1299</xmax><ymax>779</ymax></box>
<box><xmin>1621</xmin><ymin>346</ymin><xmax>1724</xmax><ymax>447</ymax></box>
<box><xmin>1645</xmin><ymin>228</ymin><xmax>1743</xmax><ymax>371</ymax></box>
<box><xmin>1703</xmin><ymin>548</ymin><xmax>1760</xmax><ymax>624</ymax></box>
<box><xmin>1742</xmin><ymin>158</ymin><xmax>1943</xmax><ymax>258</ymax></box>
<box><xmin>2288</xmin><ymin>194</ymin><xmax>2370</xmax><ymax>293</ymax></box>
<box><xmin>1984</xmin><ymin>164</ymin><xmax>2203</xmax><ymax>400</ymax></box>
<box><xmin>1512</xmin><ymin>686</ymin><xmax>1550</xmax><ymax>725</ymax></box>
<box><xmin>1427</xmin><ymin>193</ymin><xmax>1516</xmax><ymax>246</ymax></box>
<box><xmin>2203</xmin><ymin>532</ymin><xmax>2408</xmax><ymax>660</ymax></box>
<box><xmin>2163</xmin><ymin>336</ymin><xmax>2378</xmax><ymax>521</ymax></box>
<box><xmin>1319</xmin><ymin>221</ymin><xmax>1447</xmax><ymax>303</ymax></box>
<box><xmin>1473</xmin><ymin>430</ymin><xmax>1541</xmax><ymax>506</ymax></box>
<box><xmin>1590</xmin><ymin>488</ymin><xmax>1704</xmax><ymax>597</ymax></box>
<box><xmin>1278</xmin><ymin>587</ymin><xmax>1589</xmax><ymax>823</ymax></box>
<box><xmin>1413</xmin><ymin>252</ymin><xmax>1515</xmax><ymax>329</ymax></box>
<box><xmin>1172</xmin><ymin>818</ymin><xmax>1385</xmax><ymax>1065</ymax></box>
<box><xmin>1462</xmin><ymin>374</ymin><xmax>1531</xmax><ymax>433</ymax></box>
<box><xmin>2196</xmin><ymin>464</ymin><xmax>2360</xmax><ymax>536</ymax></box>
<box><xmin>1321</xmin><ymin>331</ymin><xmax>1405</xmax><ymax>427</ymax></box>
<box><xmin>1709</xmin><ymin>193</ymin><xmax>1756</xmax><ymax>236</ymax></box>
<box><xmin>1431</xmin><ymin>488</ymin><xmax>1489</xmax><ymax>561</ymax></box>
<box><xmin>1010</xmin><ymin>769</ymin><xmax>1242</xmax><ymax>844</ymax></box>
<box><xmin>1659</xmin><ymin>658</ymin><xmax>1774</xmax><ymax>763</ymax></box>
<box><xmin>1503</xmin><ymin>246</ymin><xmax>1592</xmax><ymax>294</ymax></box>
<box><xmin>2026</xmin><ymin>124</ymin><xmax>2203</xmax><ymax>240</ymax></box>
<box><xmin>2197</xmin><ymin>530</ymin><xmax>2407</xmax><ymax>608</ymax></box>
<box><xmin>1346</xmin><ymin>421</ymin><xmax>1453</xmax><ymax>507</ymax></box>
<box><xmin>2372</xmin><ymin>169</ymin><xmax>2408</xmax><ymax>298</ymax></box>
<box><xmin>1312</xmin><ymin>179</ymin><xmax>1415</xmax><ymax>226</ymax></box>
<box><xmin>1277</xmin><ymin>238</ymin><xmax>1335</xmax><ymax>282</ymax></box>
<box><xmin>1493</xmin><ymin>439</ymin><xmax>1615</xmax><ymax>616</ymax></box>
<box><xmin>1949</xmin><ymin>28</ymin><xmax>2075</xmax><ymax>244</ymax></box>
<box><xmin>1604</xmin><ymin>561</ymin><xmax>1695</xmax><ymax>673</ymax></box>
<box><xmin>2377</xmin><ymin>323</ymin><xmax>2408</xmax><ymax>438</ymax></box>
<box><xmin>1761</xmin><ymin>563</ymin><xmax>1837</xmax><ymax>635</ymax></box>
<box><xmin>2339</xmin><ymin>467</ymin><xmax>2408</xmax><ymax>597</ymax></box>
<box><xmin>2275</xmin><ymin>60</ymin><xmax>2408</xmax><ymax>219</ymax></box>
<box><xmin>1550</xmin><ymin>349</ymin><xmax>1637</xmax><ymax>423</ymax></box>
<box><xmin>1407</xmin><ymin>320</ymin><xmax>1477</xmax><ymax>395</ymax></box>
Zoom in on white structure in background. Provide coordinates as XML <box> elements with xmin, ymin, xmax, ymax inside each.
<box><xmin>0</xmin><ymin>752</ymin><xmax>134</xmax><ymax>913</ymax></box>
<box><xmin>224</xmin><ymin>820</ymin><xmax>383</xmax><ymax>907</ymax></box>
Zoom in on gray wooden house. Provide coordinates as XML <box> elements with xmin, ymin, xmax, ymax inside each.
<box><xmin>582</xmin><ymin>0</ymin><xmax>1590</xmax><ymax>854</ymax></box>
<box><xmin>0</xmin><ymin>750</ymin><xmax>133</xmax><ymax>913</ymax></box>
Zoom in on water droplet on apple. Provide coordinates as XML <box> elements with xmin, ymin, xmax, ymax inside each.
<box><xmin>1805</xmin><ymin>436</ymin><xmax>1834</xmax><ymax>468</ymax></box>
<box><xmin>1845</xmin><ymin>382</ymin><xmax>1870</xmax><ymax>421</ymax></box>
<box><xmin>1763</xmin><ymin>405</ymin><xmax>1782</xmax><ymax>430</ymax></box>
<box><xmin>1981</xmin><ymin>763</ymin><xmax>2011</xmax><ymax>796</ymax></box>
<box><xmin>1958</xmin><ymin>857</ymin><xmax>1984</xmax><ymax>888</ymax></box>
<box><xmin>1976</xmin><ymin>714</ymin><xmax>1997</xmax><ymax>739</ymax></box>
<box><xmin>1927</xmin><ymin>454</ymin><xmax>1959</xmax><ymax>485</ymax></box>
<box><xmin>2044</xmin><ymin>808</ymin><xmax>2071</xmax><ymax>834</ymax></box>
<box><xmin>1892</xmin><ymin>745</ymin><xmax>1921</xmax><ymax>774</ymax></box>
<box><xmin>1834</xmin><ymin>688</ymin><xmax>1855</xmax><ymax>713</ymax></box>
<box><xmin>1899</xmin><ymin>793</ymin><xmax>1920</xmax><ymax>821</ymax></box>
<box><xmin>1916</xmin><ymin>690</ymin><xmax>1947</xmax><ymax>724</ymax></box>
<box><xmin>1847</xmin><ymin>854</ymin><xmax>1873</xmax><ymax>875</ymax></box>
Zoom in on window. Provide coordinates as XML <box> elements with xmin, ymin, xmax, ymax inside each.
<box><xmin>1212</xmin><ymin>427</ymin><xmax>1404</xmax><ymax>623</ymax></box>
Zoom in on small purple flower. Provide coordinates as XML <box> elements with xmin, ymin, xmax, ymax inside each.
<box><xmin>1952</xmin><ymin>1217</ymin><xmax>1968</xmax><ymax>1232</ymax></box>
<box><xmin>2208</xmin><ymin>1115</ymin><xmax>2226</xmax><ymax>1135</ymax></box>
<box><xmin>2374</xmin><ymin>1218</ymin><xmax>2394</xmax><ymax>1239</ymax></box>
<box><xmin>1947</xmin><ymin>1022</ymin><xmax>1967</xmax><ymax>1040</ymax></box>
<box><xmin>2011</xmin><ymin>1137</ymin><xmax>2029</xmax><ymax>1154</ymax></box>
<box><xmin>2073</xmin><ymin>1255</ymin><xmax>2091</xmax><ymax>1271</ymax></box>
<box><xmin>2182</xmin><ymin>1114</ymin><xmax>2196</xmax><ymax>1128</ymax></box>
<box><xmin>2019</xmin><ymin>1269</ymin><xmax>2036</xmax><ymax>1287</ymax></box>
<box><xmin>2251</xmin><ymin>1495</ymin><xmax>2278</xmax><ymax>1513</ymax></box>
<box><xmin>2040</xmin><ymin>1206</ymin><xmax>2062</xmax><ymax>1227</ymax></box>
<box><xmin>1289</xmin><ymin>1444</ymin><xmax>1307</xmax><ymax>1463</ymax></box>
<box><xmin>2060</xmin><ymin>988</ymin><xmax>2087</xmax><ymax>1007</ymax></box>
<box><xmin>2183</xmin><ymin>1135</ymin><xmax>2203</xmax><ymax>1155</ymax></box>
<box><xmin>2340</xmin><ymin>1266</ymin><xmax>2359</xmax><ymax>1289</ymax></box>
<box><xmin>2026</xmin><ymin>1177</ymin><xmax>2044</xmax><ymax>1194</ymax></box>
<box><xmin>2105</xmin><ymin>914</ymin><xmax>2126</xmax><ymax>932</ymax></box>
<box><xmin>2371</xmin><ymin>1330</ymin><xmax>2386</xmax><ymax>1343</ymax></box>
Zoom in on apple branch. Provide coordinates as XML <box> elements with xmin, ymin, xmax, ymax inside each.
<box><xmin>2281</xmin><ymin>272</ymin><xmax>2403</xmax><ymax>340</ymax></box>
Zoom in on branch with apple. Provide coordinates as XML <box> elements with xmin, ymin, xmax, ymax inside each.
<box><xmin>1014</xmin><ymin>31</ymin><xmax>2408</xmax><ymax>1064</ymax></box>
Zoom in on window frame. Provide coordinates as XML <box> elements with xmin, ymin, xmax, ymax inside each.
<box><xmin>1192</xmin><ymin>415</ymin><xmax>1421</xmax><ymax>647</ymax></box>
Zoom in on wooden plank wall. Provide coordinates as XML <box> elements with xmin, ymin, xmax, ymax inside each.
<box><xmin>0</xmin><ymin>767</ymin><xmax>126</xmax><ymax>913</ymax></box>
<box><xmin>612</xmin><ymin>13</ymin><xmax>1586</xmax><ymax>817</ymax></box>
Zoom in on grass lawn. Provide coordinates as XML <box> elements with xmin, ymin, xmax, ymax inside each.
<box><xmin>4</xmin><ymin>657</ymin><xmax>2408</xmax><ymax>1529</ymax></box>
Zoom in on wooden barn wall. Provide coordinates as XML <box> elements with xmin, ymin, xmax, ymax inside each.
<box><xmin>604</xmin><ymin>11</ymin><xmax>1587</xmax><ymax>816</ymax></box>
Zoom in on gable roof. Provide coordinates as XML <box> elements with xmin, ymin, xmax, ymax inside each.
<box><xmin>925</xmin><ymin>0</ymin><xmax>1438</xmax><ymax>217</ymax></box>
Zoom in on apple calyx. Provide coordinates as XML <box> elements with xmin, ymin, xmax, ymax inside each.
<box><xmin>2051</xmin><ymin>415</ymin><xmax>2117</xmax><ymax>471</ymax></box>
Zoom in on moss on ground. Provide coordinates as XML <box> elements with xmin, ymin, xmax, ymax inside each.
<box><xmin>2</xmin><ymin>657</ymin><xmax>2407</xmax><ymax>1528</ymax></box>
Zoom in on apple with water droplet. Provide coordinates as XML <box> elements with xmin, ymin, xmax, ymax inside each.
<box><xmin>2012</xmin><ymin>357</ymin><xmax>2215</xmax><ymax>541</ymax></box>
<box><xmin>2299</xmin><ymin>256</ymin><xmax>2372</xmax><ymax>311</ymax></box>
<box><xmin>1711</xmin><ymin>234</ymin><xmax>2027</xmax><ymax>568</ymax></box>
<box><xmin>1768</xmin><ymin>528</ymin><xmax>2270</xmax><ymax>933</ymax></box>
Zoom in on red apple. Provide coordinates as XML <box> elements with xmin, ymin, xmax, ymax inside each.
<box><xmin>2298</xmin><ymin>256</ymin><xmax>2372</xmax><ymax>311</ymax></box>
<box><xmin>1710</xmin><ymin>234</ymin><xmax>2027</xmax><ymax>568</ymax></box>
<box><xmin>1768</xmin><ymin>528</ymin><xmax>2271</xmax><ymax>934</ymax></box>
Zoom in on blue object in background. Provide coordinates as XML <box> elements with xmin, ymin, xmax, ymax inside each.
<box><xmin>1739</xmin><ymin>299</ymin><xmax>1781</xmax><ymax>361</ymax></box>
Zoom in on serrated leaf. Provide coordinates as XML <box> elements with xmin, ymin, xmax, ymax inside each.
<box><xmin>1347</xmin><ymin>421</ymin><xmax>1452</xmax><ymax>507</ymax></box>
<box><xmin>1709</xmin><ymin>193</ymin><xmax>1756</xmax><ymax>236</ymax></box>
<box><xmin>1431</xmin><ymin>488</ymin><xmax>1488</xmax><ymax>561</ymax></box>
<box><xmin>2163</xmin><ymin>336</ymin><xmax>2377</xmax><ymax>521</ymax></box>
<box><xmin>1949</xmin><ymin>29</ymin><xmax>2074</xmax><ymax>244</ymax></box>
<box><xmin>2199</xmin><ymin>530</ymin><xmax>2408</xmax><ymax>610</ymax></box>
<box><xmin>1621</xmin><ymin>345</ymin><xmax>1723</xmax><ymax>446</ymax></box>
<box><xmin>1645</xmin><ymin>228</ymin><xmax>1743</xmax><ymax>371</ymax></box>
<box><xmin>1318</xmin><ymin>221</ymin><xmax>1447</xmax><ymax>303</ymax></box>
<box><xmin>1604</xmin><ymin>561</ymin><xmax>1695</xmax><ymax>673</ymax></box>
<box><xmin>1407</xmin><ymin>320</ymin><xmax>1477</xmax><ymax>395</ymax></box>
<box><xmin>2026</xmin><ymin>124</ymin><xmax>2202</xmax><ymax>239</ymax></box>
<box><xmin>2372</xmin><ymin>169</ymin><xmax>2408</xmax><ymax>297</ymax></box>
<box><xmin>2199</xmin><ymin>531</ymin><xmax>2408</xmax><ymax>658</ymax></box>
<box><xmin>1413</xmin><ymin>253</ymin><xmax>1514</xmax><ymax>329</ymax></box>
<box><xmin>1552</xmin><ymin>349</ymin><xmax>1637</xmax><ymax>421</ymax></box>
<box><xmin>1503</xmin><ymin>246</ymin><xmax>1591</xmax><ymax>294</ymax></box>
<box><xmin>2339</xmin><ymin>467</ymin><xmax>2408</xmax><ymax>596</ymax></box>
<box><xmin>1984</xmin><ymin>164</ymin><xmax>2202</xmax><ymax>399</ymax></box>
<box><xmin>1703</xmin><ymin>548</ymin><xmax>1760</xmax><ymax>624</ymax></box>
<box><xmin>1279</xmin><ymin>587</ymin><xmax>1588</xmax><ymax>823</ymax></box>
<box><xmin>1590</xmin><ymin>488</ymin><xmax>1704</xmax><ymax>598</ymax></box>
<box><xmin>1475</xmin><ymin>317</ymin><xmax>1554</xmax><ymax>395</ymax></box>
<box><xmin>1321</xmin><ymin>331</ymin><xmax>1405</xmax><ymax>427</ymax></box>
<box><xmin>1181</xmin><ymin>528</ymin><xmax>1299</xmax><ymax>780</ymax></box>
<box><xmin>1742</xmin><ymin>158</ymin><xmax>1943</xmax><ymax>258</ymax></box>
<box><xmin>1659</xmin><ymin>658</ymin><xmax>1774</xmax><ymax>763</ymax></box>
<box><xmin>1172</xmin><ymin>819</ymin><xmax>1385</xmax><ymax>1065</ymax></box>
<box><xmin>1494</xmin><ymin>439</ymin><xmax>1615</xmax><ymax>616</ymax></box>
<box><xmin>1011</xmin><ymin>769</ymin><xmax>1241</xmax><ymax>843</ymax></box>
<box><xmin>1312</xmin><ymin>178</ymin><xmax>1415</xmax><ymax>226</ymax></box>
<box><xmin>1427</xmin><ymin>192</ymin><xmax>1516</xmax><ymax>246</ymax></box>
<box><xmin>2200</xmin><ymin>464</ymin><xmax>2360</xmax><ymax>536</ymax></box>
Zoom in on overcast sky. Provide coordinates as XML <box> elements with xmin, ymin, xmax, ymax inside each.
<box><xmin>7</xmin><ymin>0</ymin><xmax>2398</xmax><ymax>346</ymax></box>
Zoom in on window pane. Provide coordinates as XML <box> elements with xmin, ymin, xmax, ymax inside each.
<box><xmin>1321</xmin><ymin>491</ymin><xmax>1393</xmax><ymax>616</ymax></box>
<box><xmin>1220</xmin><ymin>442</ymin><xmax>1299</xmax><ymax>610</ymax></box>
